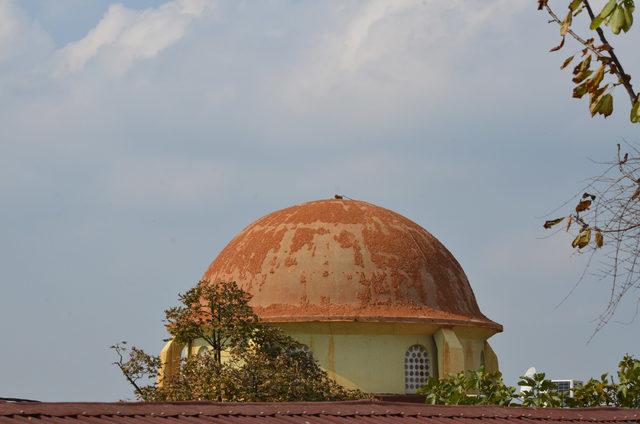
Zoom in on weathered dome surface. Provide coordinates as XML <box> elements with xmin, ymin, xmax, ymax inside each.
<box><xmin>203</xmin><ymin>199</ymin><xmax>501</xmax><ymax>331</ymax></box>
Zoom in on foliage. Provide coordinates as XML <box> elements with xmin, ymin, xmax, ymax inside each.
<box><xmin>518</xmin><ymin>372</ymin><xmax>565</xmax><ymax>407</ymax></box>
<box><xmin>418</xmin><ymin>355</ymin><xmax>640</xmax><ymax>407</ymax></box>
<box><xmin>538</xmin><ymin>0</ymin><xmax>638</xmax><ymax>123</ymax></box>
<box><xmin>418</xmin><ymin>368</ymin><xmax>517</xmax><ymax>406</ymax></box>
<box><xmin>569</xmin><ymin>354</ymin><xmax>640</xmax><ymax>407</ymax></box>
<box><xmin>568</xmin><ymin>373</ymin><xmax>617</xmax><ymax>407</ymax></box>
<box><xmin>164</xmin><ymin>282</ymin><xmax>258</xmax><ymax>364</ymax></box>
<box><xmin>616</xmin><ymin>354</ymin><xmax>640</xmax><ymax>407</ymax></box>
<box><xmin>112</xmin><ymin>280</ymin><xmax>363</xmax><ymax>402</ymax></box>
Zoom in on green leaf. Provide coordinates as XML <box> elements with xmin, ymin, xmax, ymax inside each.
<box><xmin>573</xmin><ymin>81</ymin><xmax>589</xmax><ymax>98</ymax></box>
<box><xmin>631</xmin><ymin>97</ymin><xmax>640</xmax><ymax>123</ymax></box>
<box><xmin>569</xmin><ymin>0</ymin><xmax>582</xmax><ymax>11</ymax></box>
<box><xmin>599</xmin><ymin>0</ymin><xmax>618</xmax><ymax>20</ymax></box>
<box><xmin>591</xmin><ymin>15</ymin><xmax>606</xmax><ymax>29</ymax></box>
<box><xmin>599</xmin><ymin>93</ymin><xmax>614</xmax><ymax>117</ymax></box>
<box><xmin>626</xmin><ymin>0</ymin><xmax>635</xmax><ymax>14</ymax></box>
<box><xmin>609</xmin><ymin>6</ymin><xmax>626</xmax><ymax>34</ymax></box>
<box><xmin>622</xmin><ymin>4</ymin><xmax>633</xmax><ymax>31</ymax></box>
<box><xmin>591</xmin><ymin>0</ymin><xmax>617</xmax><ymax>29</ymax></box>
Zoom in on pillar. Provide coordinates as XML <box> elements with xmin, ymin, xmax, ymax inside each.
<box><xmin>483</xmin><ymin>341</ymin><xmax>499</xmax><ymax>373</ymax></box>
<box><xmin>433</xmin><ymin>328</ymin><xmax>464</xmax><ymax>378</ymax></box>
<box><xmin>157</xmin><ymin>338</ymin><xmax>183</xmax><ymax>386</ymax></box>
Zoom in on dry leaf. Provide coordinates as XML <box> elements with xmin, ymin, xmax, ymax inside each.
<box><xmin>595</xmin><ymin>231</ymin><xmax>604</xmax><ymax>248</ymax></box>
<box><xmin>544</xmin><ymin>217</ymin><xmax>565</xmax><ymax>229</ymax></box>
<box><xmin>576</xmin><ymin>199</ymin><xmax>592</xmax><ymax>212</ymax></box>
<box><xmin>566</xmin><ymin>215</ymin><xmax>573</xmax><ymax>232</ymax></box>
<box><xmin>550</xmin><ymin>37</ymin><xmax>566</xmax><ymax>52</ymax></box>
<box><xmin>561</xmin><ymin>55</ymin><xmax>575</xmax><ymax>69</ymax></box>
<box><xmin>572</xmin><ymin>228</ymin><xmax>592</xmax><ymax>249</ymax></box>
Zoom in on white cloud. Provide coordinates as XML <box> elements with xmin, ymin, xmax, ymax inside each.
<box><xmin>0</xmin><ymin>0</ymin><xmax>52</xmax><ymax>64</ymax></box>
<box><xmin>0</xmin><ymin>1</ymin><xmax>19</xmax><ymax>58</ymax></box>
<box><xmin>279</xmin><ymin>0</ymin><xmax>527</xmax><ymax>123</ymax></box>
<box><xmin>56</xmin><ymin>0</ymin><xmax>214</xmax><ymax>76</ymax></box>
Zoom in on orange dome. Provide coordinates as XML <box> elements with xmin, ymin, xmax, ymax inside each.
<box><xmin>203</xmin><ymin>199</ymin><xmax>501</xmax><ymax>331</ymax></box>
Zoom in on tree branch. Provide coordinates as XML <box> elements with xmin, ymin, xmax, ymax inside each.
<box><xmin>544</xmin><ymin>4</ymin><xmax>603</xmax><ymax>57</ymax></box>
<box><xmin>112</xmin><ymin>346</ymin><xmax>144</xmax><ymax>397</ymax></box>
<box><xmin>581</xmin><ymin>0</ymin><xmax>637</xmax><ymax>103</ymax></box>
<box><xmin>543</xmin><ymin>1</ymin><xmax>638</xmax><ymax>105</ymax></box>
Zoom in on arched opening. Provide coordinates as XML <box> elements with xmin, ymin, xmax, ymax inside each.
<box><xmin>289</xmin><ymin>343</ymin><xmax>312</xmax><ymax>358</ymax></box>
<box><xmin>180</xmin><ymin>345</ymin><xmax>189</xmax><ymax>359</ymax></box>
<box><xmin>404</xmin><ymin>344</ymin><xmax>430</xmax><ymax>394</ymax></box>
<box><xmin>480</xmin><ymin>350</ymin><xmax>486</xmax><ymax>368</ymax></box>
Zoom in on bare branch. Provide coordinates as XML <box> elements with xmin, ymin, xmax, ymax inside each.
<box><xmin>547</xmin><ymin>143</ymin><xmax>640</xmax><ymax>337</ymax></box>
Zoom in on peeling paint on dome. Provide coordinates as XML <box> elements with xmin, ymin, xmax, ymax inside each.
<box><xmin>203</xmin><ymin>199</ymin><xmax>501</xmax><ymax>331</ymax></box>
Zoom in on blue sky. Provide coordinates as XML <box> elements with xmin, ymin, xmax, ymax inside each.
<box><xmin>1</xmin><ymin>0</ymin><xmax>639</xmax><ymax>401</ymax></box>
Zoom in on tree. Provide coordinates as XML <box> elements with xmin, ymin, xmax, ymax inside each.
<box><xmin>112</xmin><ymin>281</ymin><xmax>363</xmax><ymax>401</ymax></box>
<box><xmin>518</xmin><ymin>372</ymin><xmax>565</xmax><ymax>407</ymax></box>
<box><xmin>537</xmin><ymin>1</ymin><xmax>639</xmax><ymax>332</ymax></box>
<box><xmin>164</xmin><ymin>281</ymin><xmax>258</xmax><ymax>365</ymax></box>
<box><xmin>569</xmin><ymin>354</ymin><xmax>640</xmax><ymax>407</ymax></box>
<box><xmin>538</xmin><ymin>0</ymin><xmax>638</xmax><ymax>122</ymax></box>
<box><xmin>417</xmin><ymin>355</ymin><xmax>640</xmax><ymax>407</ymax></box>
<box><xmin>418</xmin><ymin>368</ymin><xmax>517</xmax><ymax>406</ymax></box>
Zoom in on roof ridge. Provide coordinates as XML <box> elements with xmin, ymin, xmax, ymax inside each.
<box><xmin>1</xmin><ymin>401</ymin><xmax>639</xmax><ymax>420</ymax></box>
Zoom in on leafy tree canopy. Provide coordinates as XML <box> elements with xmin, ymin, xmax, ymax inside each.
<box><xmin>112</xmin><ymin>281</ymin><xmax>364</xmax><ymax>402</ymax></box>
<box><xmin>419</xmin><ymin>355</ymin><xmax>640</xmax><ymax>407</ymax></box>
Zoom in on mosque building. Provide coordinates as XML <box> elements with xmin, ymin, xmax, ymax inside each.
<box><xmin>159</xmin><ymin>198</ymin><xmax>502</xmax><ymax>395</ymax></box>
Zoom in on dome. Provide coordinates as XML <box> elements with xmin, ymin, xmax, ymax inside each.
<box><xmin>203</xmin><ymin>199</ymin><xmax>501</xmax><ymax>331</ymax></box>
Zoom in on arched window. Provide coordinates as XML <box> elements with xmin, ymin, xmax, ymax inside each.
<box><xmin>404</xmin><ymin>344</ymin><xmax>430</xmax><ymax>394</ymax></box>
<box><xmin>289</xmin><ymin>343</ymin><xmax>312</xmax><ymax>358</ymax></box>
<box><xmin>180</xmin><ymin>344</ymin><xmax>209</xmax><ymax>359</ymax></box>
<box><xmin>180</xmin><ymin>345</ymin><xmax>189</xmax><ymax>359</ymax></box>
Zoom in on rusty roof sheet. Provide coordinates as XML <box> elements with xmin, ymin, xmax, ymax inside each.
<box><xmin>0</xmin><ymin>400</ymin><xmax>638</xmax><ymax>424</ymax></box>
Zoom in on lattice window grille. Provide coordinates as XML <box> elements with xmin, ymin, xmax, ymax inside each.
<box><xmin>404</xmin><ymin>344</ymin><xmax>430</xmax><ymax>394</ymax></box>
<box><xmin>289</xmin><ymin>344</ymin><xmax>312</xmax><ymax>357</ymax></box>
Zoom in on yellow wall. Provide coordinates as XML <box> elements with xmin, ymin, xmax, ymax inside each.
<box><xmin>158</xmin><ymin>321</ymin><xmax>499</xmax><ymax>394</ymax></box>
<box><xmin>278</xmin><ymin>321</ymin><xmax>498</xmax><ymax>394</ymax></box>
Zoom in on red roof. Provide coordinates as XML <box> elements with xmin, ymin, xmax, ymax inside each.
<box><xmin>1</xmin><ymin>400</ymin><xmax>638</xmax><ymax>424</ymax></box>
<box><xmin>204</xmin><ymin>199</ymin><xmax>501</xmax><ymax>331</ymax></box>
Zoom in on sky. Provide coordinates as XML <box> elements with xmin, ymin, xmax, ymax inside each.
<box><xmin>1</xmin><ymin>0</ymin><xmax>639</xmax><ymax>401</ymax></box>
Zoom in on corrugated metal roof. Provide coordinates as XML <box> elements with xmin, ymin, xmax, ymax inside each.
<box><xmin>0</xmin><ymin>400</ymin><xmax>638</xmax><ymax>424</ymax></box>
